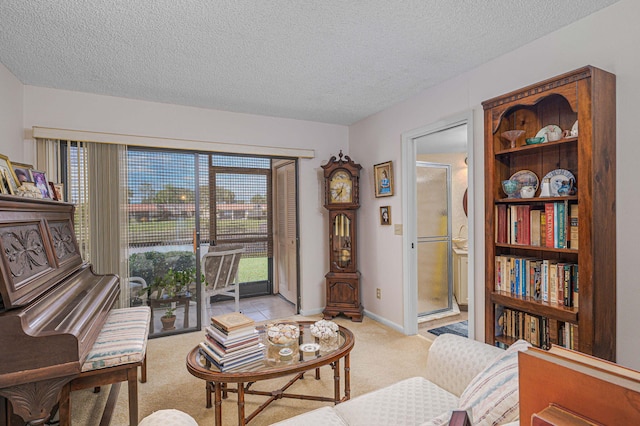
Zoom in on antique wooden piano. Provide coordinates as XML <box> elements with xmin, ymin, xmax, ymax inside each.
<box><xmin>0</xmin><ymin>195</ymin><xmax>119</xmax><ymax>425</ymax></box>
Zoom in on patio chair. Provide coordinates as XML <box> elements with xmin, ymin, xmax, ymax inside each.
<box><xmin>128</xmin><ymin>276</ymin><xmax>148</xmax><ymax>307</ymax></box>
<box><xmin>201</xmin><ymin>244</ymin><xmax>245</xmax><ymax>324</ymax></box>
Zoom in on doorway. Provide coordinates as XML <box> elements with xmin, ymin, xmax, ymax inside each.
<box><xmin>401</xmin><ymin>112</ymin><xmax>474</xmax><ymax>336</ymax></box>
<box><xmin>416</xmin><ymin>161</ymin><xmax>452</xmax><ymax>317</ymax></box>
<box><xmin>273</xmin><ymin>160</ymin><xmax>299</xmax><ymax>306</ymax></box>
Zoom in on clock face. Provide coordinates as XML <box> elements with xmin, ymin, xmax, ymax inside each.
<box><xmin>329</xmin><ymin>170</ymin><xmax>353</xmax><ymax>203</ymax></box>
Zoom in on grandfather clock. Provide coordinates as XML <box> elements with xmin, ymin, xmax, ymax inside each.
<box><xmin>322</xmin><ymin>151</ymin><xmax>363</xmax><ymax>322</ymax></box>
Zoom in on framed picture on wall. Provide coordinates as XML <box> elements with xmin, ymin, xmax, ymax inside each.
<box><xmin>374</xmin><ymin>161</ymin><xmax>393</xmax><ymax>197</ymax></box>
<box><xmin>380</xmin><ymin>206</ymin><xmax>391</xmax><ymax>225</ymax></box>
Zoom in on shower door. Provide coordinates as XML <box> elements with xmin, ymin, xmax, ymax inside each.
<box><xmin>416</xmin><ymin>161</ymin><xmax>452</xmax><ymax>316</ymax></box>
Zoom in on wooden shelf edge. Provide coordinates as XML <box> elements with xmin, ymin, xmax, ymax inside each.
<box><xmin>494</xmin><ymin>243</ymin><xmax>578</xmax><ymax>254</ymax></box>
<box><xmin>490</xmin><ymin>291</ymin><xmax>578</xmax><ymax>323</ymax></box>
<box><xmin>495</xmin><ymin>137</ymin><xmax>578</xmax><ymax>156</ymax></box>
<box><xmin>495</xmin><ymin>196</ymin><xmax>578</xmax><ymax>204</ymax></box>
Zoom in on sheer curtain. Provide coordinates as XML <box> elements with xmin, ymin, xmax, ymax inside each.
<box><xmin>36</xmin><ymin>139</ymin><xmax>130</xmax><ymax>308</ymax></box>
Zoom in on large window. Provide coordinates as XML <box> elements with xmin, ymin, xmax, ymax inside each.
<box><xmin>61</xmin><ymin>143</ymin><xmax>286</xmax><ymax>337</ymax></box>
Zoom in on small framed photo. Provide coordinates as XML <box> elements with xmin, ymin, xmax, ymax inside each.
<box><xmin>380</xmin><ymin>206</ymin><xmax>391</xmax><ymax>225</ymax></box>
<box><xmin>374</xmin><ymin>161</ymin><xmax>393</xmax><ymax>197</ymax></box>
<box><xmin>52</xmin><ymin>183</ymin><xmax>65</xmax><ymax>202</ymax></box>
<box><xmin>13</xmin><ymin>166</ymin><xmax>33</xmax><ymax>184</ymax></box>
<box><xmin>0</xmin><ymin>154</ymin><xmax>20</xmax><ymax>195</ymax></box>
<box><xmin>29</xmin><ymin>169</ymin><xmax>52</xmax><ymax>199</ymax></box>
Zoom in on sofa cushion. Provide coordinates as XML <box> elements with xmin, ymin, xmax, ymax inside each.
<box><xmin>458</xmin><ymin>339</ymin><xmax>531</xmax><ymax>426</ymax></box>
<box><xmin>333</xmin><ymin>377</ymin><xmax>459</xmax><ymax>426</ymax></box>
<box><xmin>269</xmin><ymin>406</ymin><xmax>348</xmax><ymax>426</ymax></box>
<box><xmin>424</xmin><ymin>334</ymin><xmax>503</xmax><ymax>397</ymax></box>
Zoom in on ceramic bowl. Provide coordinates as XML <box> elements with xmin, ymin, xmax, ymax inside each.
<box><xmin>526</xmin><ymin>137</ymin><xmax>545</xmax><ymax>145</ymax></box>
<box><xmin>501</xmin><ymin>179</ymin><xmax>518</xmax><ymax>198</ymax></box>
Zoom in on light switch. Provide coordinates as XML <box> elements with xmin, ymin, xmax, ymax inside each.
<box><xmin>394</xmin><ymin>224</ymin><xmax>402</xmax><ymax>235</ymax></box>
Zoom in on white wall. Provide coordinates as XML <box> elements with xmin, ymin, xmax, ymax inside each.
<box><xmin>0</xmin><ymin>63</ymin><xmax>23</xmax><ymax>161</ymax></box>
<box><xmin>349</xmin><ymin>0</ymin><xmax>640</xmax><ymax>368</ymax></box>
<box><xmin>21</xmin><ymin>86</ymin><xmax>348</xmax><ymax>315</ymax></box>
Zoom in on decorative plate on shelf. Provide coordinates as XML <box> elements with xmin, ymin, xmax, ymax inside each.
<box><xmin>535</xmin><ymin>124</ymin><xmax>562</xmax><ymax>142</ymax></box>
<box><xmin>509</xmin><ymin>170</ymin><xmax>539</xmax><ymax>197</ymax></box>
<box><xmin>542</xmin><ymin>169</ymin><xmax>575</xmax><ymax>196</ymax></box>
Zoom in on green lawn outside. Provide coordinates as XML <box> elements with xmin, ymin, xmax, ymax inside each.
<box><xmin>238</xmin><ymin>257</ymin><xmax>268</xmax><ymax>282</ymax></box>
<box><xmin>128</xmin><ymin>218</ymin><xmax>266</xmax><ymax>244</ymax></box>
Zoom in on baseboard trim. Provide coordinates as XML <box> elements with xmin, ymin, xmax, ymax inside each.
<box><xmin>363</xmin><ymin>310</ymin><xmax>406</xmax><ymax>335</ymax></box>
<box><xmin>298</xmin><ymin>308</ymin><xmax>408</xmax><ymax>335</ymax></box>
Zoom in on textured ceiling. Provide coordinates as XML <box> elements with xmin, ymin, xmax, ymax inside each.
<box><xmin>0</xmin><ymin>1</ymin><xmax>620</xmax><ymax>125</ymax></box>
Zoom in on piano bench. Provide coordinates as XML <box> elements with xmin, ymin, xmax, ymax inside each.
<box><xmin>58</xmin><ymin>306</ymin><xmax>151</xmax><ymax>426</ymax></box>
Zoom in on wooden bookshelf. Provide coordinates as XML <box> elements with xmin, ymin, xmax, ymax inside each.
<box><xmin>483</xmin><ymin>66</ymin><xmax>616</xmax><ymax>361</ymax></box>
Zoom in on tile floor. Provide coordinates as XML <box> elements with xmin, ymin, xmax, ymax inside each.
<box><xmin>152</xmin><ymin>293</ymin><xmax>466</xmax><ymax>339</ymax></box>
<box><xmin>206</xmin><ymin>294</ymin><xmax>297</xmax><ymax>323</ymax></box>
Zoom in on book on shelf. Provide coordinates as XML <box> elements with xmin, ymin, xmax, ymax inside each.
<box><xmin>498</xmin><ymin>308</ymin><xmax>577</xmax><ymax>350</ymax></box>
<box><xmin>530</xmin><ymin>209</ymin><xmax>541</xmax><ymax>246</ymax></box>
<box><xmin>540</xmin><ymin>210</ymin><xmax>547</xmax><ymax>247</ymax></box>
<box><xmin>495</xmin><ymin>304</ymin><xmax>504</xmax><ymax>337</ymax></box>
<box><xmin>572</xmin><ymin>265</ymin><xmax>579</xmax><ymax>309</ymax></box>
<box><xmin>545</xmin><ymin>203</ymin><xmax>555</xmax><ymax>248</ymax></box>
<box><xmin>541</xmin><ymin>260</ymin><xmax>550</xmax><ymax>302</ymax></box>
<box><xmin>569</xmin><ymin>203</ymin><xmax>579</xmax><ymax>249</ymax></box>
<box><xmin>210</xmin><ymin>311</ymin><xmax>255</xmax><ymax>332</ymax></box>
<box><xmin>557</xmin><ymin>263</ymin><xmax>566</xmax><ymax>305</ymax></box>
<box><xmin>556</xmin><ymin>202</ymin><xmax>567</xmax><ymax>248</ymax></box>
<box><xmin>549</xmin><ymin>260</ymin><xmax>558</xmax><ymax>305</ymax></box>
<box><xmin>519</xmin><ymin>346</ymin><xmax>640</xmax><ymax>424</ymax></box>
<box><xmin>496</xmin><ymin>204</ymin><xmax>508</xmax><ymax>244</ymax></box>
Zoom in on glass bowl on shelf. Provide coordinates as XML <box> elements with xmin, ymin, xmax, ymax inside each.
<box><xmin>501</xmin><ymin>130</ymin><xmax>525</xmax><ymax>148</ymax></box>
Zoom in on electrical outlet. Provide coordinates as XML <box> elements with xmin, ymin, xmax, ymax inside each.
<box><xmin>376</xmin><ymin>288</ymin><xmax>381</xmax><ymax>299</ymax></box>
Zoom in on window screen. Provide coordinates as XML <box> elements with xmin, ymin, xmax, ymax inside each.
<box><xmin>127</xmin><ymin>149</ymin><xmax>197</xmax><ymax>249</ymax></box>
<box><xmin>209</xmin><ymin>154</ymin><xmax>272</xmax><ymax>261</ymax></box>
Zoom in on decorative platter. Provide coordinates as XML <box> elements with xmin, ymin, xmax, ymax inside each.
<box><xmin>509</xmin><ymin>170</ymin><xmax>539</xmax><ymax>198</ymax></box>
<box><xmin>543</xmin><ymin>169</ymin><xmax>575</xmax><ymax>196</ymax></box>
<box><xmin>535</xmin><ymin>124</ymin><xmax>562</xmax><ymax>142</ymax></box>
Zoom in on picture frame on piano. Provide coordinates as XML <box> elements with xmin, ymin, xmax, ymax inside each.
<box><xmin>29</xmin><ymin>169</ymin><xmax>52</xmax><ymax>199</ymax></box>
<box><xmin>0</xmin><ymin>154</ymin><xmax>19</xmax><ymax>195</ymax></box>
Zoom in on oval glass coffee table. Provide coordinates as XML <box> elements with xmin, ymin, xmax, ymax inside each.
<box><xmin>186</xmin><ymin>320</ymin><xmax>355</xmax><ymax>425</ymax></box>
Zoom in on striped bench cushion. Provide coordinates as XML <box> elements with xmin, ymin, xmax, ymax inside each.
<box><xmin>81</xmin><ymin>306</ymin><xmax>151</xmax><ymax>372</ymax></box>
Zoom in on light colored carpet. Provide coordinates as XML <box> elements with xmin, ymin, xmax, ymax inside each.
<box><xmin>69</xmin><ymin>314</ymin><xmax>433</xmax><ymax>426</ymax></box>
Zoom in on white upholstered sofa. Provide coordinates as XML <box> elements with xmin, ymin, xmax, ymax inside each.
<box><xmin>270</xmin><ymin>333</ymin><xmax>529</xmax><ymax>426</ymax></box>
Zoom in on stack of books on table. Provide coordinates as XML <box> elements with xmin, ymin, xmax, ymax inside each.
<box><xmin>199</xmin><ymin>312</ymin><xmax>264</xmax><ymax>372</ymax></box>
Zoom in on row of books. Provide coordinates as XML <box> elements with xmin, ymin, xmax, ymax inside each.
<box><xmin>495</xmin><ymin>255</ymin><xmax>579</xmax><ymax>308</ymax></box>
<box><xmin>496</xmin><ymin>306</ymin><xmax>579</xmax><ymax>350</ymax></box>
<box><xmin>495</xmin><ymin>202</ymin><xmax>578</xmax><ymax>249</ymax></box>
<box><xmin>198</xmin><ymin>312</ymin><xmax>264</xmax><ymax>372</ymax></box>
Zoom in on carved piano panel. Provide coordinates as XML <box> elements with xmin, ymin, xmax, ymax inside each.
<box><xmin>0</xmin><ymin>198</ymin><xmax>83</xmax><ymax>311</ymax></box>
